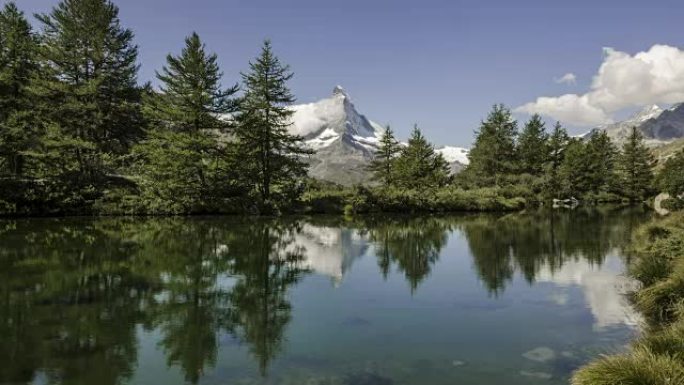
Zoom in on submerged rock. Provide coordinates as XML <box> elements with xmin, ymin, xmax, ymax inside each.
<box><xmin>520</xmin><ymin>370</ymin><xmax>553</xmax><ymax>380</ymax></box>
<box><xmin>343</xmin><ymin>373</ymin><xmax>393</xmax><ymax>385</ymax></box>
<box><xmin>452</xmin><ymin>360</ymin><xmax>466</xmax><ymax>367</ymax></box>
<box><xmin>523</xmin><ymin>347</ymin><xmax>556</xmax><ymax>363</ymax></box>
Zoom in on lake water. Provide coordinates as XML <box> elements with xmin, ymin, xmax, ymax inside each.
<box><xmin>0</xmin><ymin>208</ymin><xmax>649</xmax><ymax>385</ymax></box>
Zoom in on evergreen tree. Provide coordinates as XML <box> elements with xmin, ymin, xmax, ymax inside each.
<box><xmin>134</xmin><ymin>33</ymin><xmax>242</xmax><ymax>213</ymax></box>
<box><xmin>465</xmin><ymin>104</ymin><xmax>518</xmax><ymax>186</ymax></box>
<box><xmin>234</xmin><ymin>40</ymin><xmax>312</xmax><ymax>208</ymax></box>
<box><xmin>517</xmin><ymin>114</ymin><xmax>549</xmax><ymax>176</ymax></box>
<box><xmin>585</xmin><ymin>130</ymin><xmax>618</xmax><ymax>196</ymax></box>
<box><xmin>543</xmin><ymin>122</ymin><xmax>569</xmax><ymax>199</ymax></box>
<box><xmin>558</xmin><ymin>139</ymin><xmax>592</xmax><ymax>198</ymax></box>
<box><xmin>657</xmin><ymin>149</ymin><xmax>684</xmax><ymax>198</ymax></box>
<box><xmin>0</xmin><ymin>2</ymin><xmax>38</xmax><ymax>176</ymax></box>
<box><xmin>368</xmin><ymin>125</ymin><xmax>402</xmax><ymax>187</ymax></box>
<box><xmin>32</xmin><ymin>0</ymin><xmax>143</xmax><ymax>182</ymax></box>
<box><xmin>394</xmin><ymin>125</ymin><xmax>450</xmax><ymax>188</ymax></box>
<box><xmin>148</xmin><ymin>32</ymin><xmax>238</xmax><ymax>132</ymax></box>
<box><xmin>619</xmin><ymin>127</ymin><xmax>654</xmax><ymax>201</ymax></box>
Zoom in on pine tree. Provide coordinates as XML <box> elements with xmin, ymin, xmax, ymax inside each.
<box><xmin>657</xmin><ymin>149</ymin><xmax>684</xmax><ymax>198</ymax></box>
<box><xmin>0</xmin><ymin>2</ymin><xmax>38</xmax><ymax>176</ymax></box>
<box><xmin>394</xmin><ymin>125</ymin><xmax>450</xmax><ymax>188</ymax></box>
<box><xmin>32</xmin><ymin>0</ymin><xmax>143</xmax><ymax>182</ymax></box>
<box><xmin>149</xmin><ymin>32</ymin><xmax>238</xmax><ymax>132</ymax></box>
<box><xmin>517</xmin><ymin>114</ymin><xmax>549</xmax><ymax>176</ymax></box>
<box><xmin>619</xmin><ymin>127</ymin><xmax>654</xmax><ymax>201</ymax></box>
<box><xmin>234</xmin><ymin>40</ymin><xmax>313</xmax><ymax>207</ymax></box>
<box><xmin>368</xmin><ymin>125</ymin><xmax>402</xmax><ymax>187</ymax></box>
<box><xmin>558</xmin><ymin>138</ymin><xmax>592</xmax><ymax>198</ymax></box>
<box><xmin>135</xmin><ymin>33</ymin><xmax>241</xmax><ymax>213</ymax></box>
<box><xmin>585</xmin><ymin>130</ymin><xmax>618</xmax><ymax>196</ymax></box>
<box><xmin>543</xmin><ymin>122</ymin><xmax>569</xmax><ymax>199</ymax></box>
<box><xmin>465</xmin><ymin>104</ymin><xmax>518</xmax><ymax>186</ymax></box>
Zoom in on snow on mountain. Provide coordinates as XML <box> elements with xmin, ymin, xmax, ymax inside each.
<box><xmin>435</xmin><ymin>146</ymin><xmax>470</xmax><ymax>173</ymax></box>
<box><xmin>287</xmin><ymin>86</ymin><xmax>384</xmax><ymax>185</ymax></box>
<box><xmin>640</xmin><ymin>103</ymin><xmax>684</xmax><ymax>142</ymax></box>
<box><xmin>585</xmin><ymin>103</ymin><xmax>684</xmax><ymax>146</ymax></box>
<box><xmin>288</xmin><ymin>86</ymin><xmax>467</xmax><ymax>185</ymax></box>
<box><xmin>436</xmin><ymin>146</ymin><xmax>470</xmax><ymax>165</ymax></box>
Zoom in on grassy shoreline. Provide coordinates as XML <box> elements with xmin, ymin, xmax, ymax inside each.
<box><xmin>572</xmin><ymin>211</ymin><xmax>684</xmax><ymax>385</ymax></box>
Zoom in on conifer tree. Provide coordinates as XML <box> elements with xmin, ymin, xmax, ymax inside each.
<box><xmin>368</xmin><ymin>125</ymin><xmax>402</xmax><ymax>187</ymax></box>
<box><xmin>517</xmin><ymin>114</ymin><xmax>549</xmax><ymax>176</ymax></box>
<box><xmin>619</xmin><ymin>127</ymin><xmax>654</xmax><ymax>201</ymax></box>
<box><xmin>135</xmin><ymin>33</ymin><xmax>241</xmax><ymax>213</ymax></box>
<box><xmin>558</xmin><ymin>139</ymin><xmax>592</xmax><ymax>198</ymax></box>
<box><xmin>32</xmin><ymin>0</ymin><xmax>143</xmax><ymax>182</ymax></box>
<box><xmin>465</xmin><ymin>104</ymin><xmax>518</xmax><ymax>186</ymax></box>
<box><xmin>234</xmin><ymin>40</ymin><xmax>312</xmax><ymax>207</ymax></box>
<box><xmin>543</xmin><ymin>122</ymin><xmax>569</xmax><ymax>198</ymax></box>
<box><xmin>149</xmin><ymin>32</ymin><xmax>238</xmax><ymax>132</ymax></box>
<box><xmin>0</xmin><ymin>2</ymin><xmax>38</xmax><ymax>176</ymax></box>
<box><xmin>394</xmin><ymin>125</ymin><xmax>450</xmax><ymax>188</ymax></box>
<box><xmin>585</xmin><ymin>130</ymin><xmax>618</xmax><ymax>196</ymax></box>
<box><xmin>657</xmin><ymin>149</ymin><xmax>684</xmax><ymax>198</ymax></box>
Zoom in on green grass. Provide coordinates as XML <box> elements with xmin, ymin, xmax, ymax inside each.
<box><xmin>573</xmin><ymin>211</ymin><xmax>684</xmax><ymax>384</ymax></box>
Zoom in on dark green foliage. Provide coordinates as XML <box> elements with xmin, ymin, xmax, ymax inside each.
<box><xmin>619</xmin><ymin>127</ymin><xmax>654</xmax><ymax>201</ymax></box>
<box><xmin>558</xmin><ymin>139</ymin><xmax>592</xmax><ymax>198</ymax></box>
<box><xmin>147</xmin><ymin>32</ymin><xmax>238</xmax><ymax>132</ymax></box>
<box><xmin>131</xmin><ymin>130</ymin><xmax>246</xmax><ymax>214</ymax></box>
<box><xmin>393</xmin><ymin>125</ymin><xmax>450</xmax><ymax>188</ymax></box>
<box><xmin>233</xmin><ymin>41</ymin><xmax>313</xmax><ymax>210</ymax></box>
<box><xmin>302</xmin><ymin>185</ymin><xmax>526</xmax><ymax>215</ymax></box>
<box><xmin>27</xmin><ymin>0</ymin><xmax>144</xmax><ymax>208</ymax></box>
<box><xmin>658</xmin><ymin>150</ymin><xmax>684</xmax><ymax>198</ymax></box>
<box><xmin>557</xmin><ymin>132</ymin><xmax>619</xmax><ymax>201</ymax></box>
<box><xmin>367</xmin><ymin>125</ymin><xmax>402</xmax><ymax>186</ymax></box>
<box><xmin>0</xmin><ymin>2</ymin><xmax>38</xmax><ymax>177</ymax></box>
<box><xmin>464</xmin><ymin>104</ymin><xmax>518</xmax><ymax>187</ymax></box>
<box><xmin>585</xmin><ymin>130</ymin><xmax>618</xmax><ymax>196</ymax></box>
<box><xmin>543</xmin><ymin>122</ymin><xmax>569</xmax><ymax>199</ymax></box>
<box><xmin>517</xmin><ymin>114</ymin><xmax>549</xmax><ymax>176</ymax></box>
<box><xmin>131</xmin><ymin>32</ymin><xmax>243</xmax><ymax>214</ymax></box>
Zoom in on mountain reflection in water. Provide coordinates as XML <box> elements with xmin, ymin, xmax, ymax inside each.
<box><xmin>0</xmin><ymin>207</ymin><xmax>648</xmax><ymax>385</ymax></box>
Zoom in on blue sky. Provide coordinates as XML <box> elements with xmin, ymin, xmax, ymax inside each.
<box><xmin>13</xmin><ymin>0</ymin><xmax>684</xmax><ymax>146</ymax></box>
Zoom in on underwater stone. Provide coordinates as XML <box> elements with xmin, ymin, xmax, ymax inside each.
<box><xmin>522</xmin><ymin>347</ymin><xmax>556</xmax><ymax>362</ymax></box>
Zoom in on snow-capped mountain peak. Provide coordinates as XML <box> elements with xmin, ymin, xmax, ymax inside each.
<box><xmin>332</xmin><ymin>85</ymin><xmax>349</xmax><ymax>98</ymax></box>
<box><xmin>287</xmin><ymin>87</ymin><xmax>469</xmax><ymax>185</ymax></box>
<box><xmin>633</xmin><ymin>104</ymin><xmax>663</xmax><ymax>122</ymax></box>
<box><xmin>436</xmin><ymin>146</ymin><xmax>470</xmax><ymax>165</ymax></box>
<box><xmin>587</xmin><ymin>102</ymin><xmax>684</xmax><ymax>146</ymax></box>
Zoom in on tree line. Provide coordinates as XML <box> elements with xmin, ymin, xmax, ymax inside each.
<box><xmin>2</xmin><ymin>0</ymin><xmax>682</xmax><ymax>216</ymax></box>
<box><xmin>0</xmin><ymin>0</ymin><xmax>310</xmax><ymax>215</ymax></box>
<box><xmin>370</xmin><ymin>104</ymin><xmax>666</xmax><ymax>204</ymax></box>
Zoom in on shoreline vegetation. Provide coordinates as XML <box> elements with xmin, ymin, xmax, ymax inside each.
<box><xmin>2</xmin><ymin>0</ymin><xmax>683</xmax><ymax>218</ymax></box>
<box><xmin>572</xmin><ymin>211</ymin><xmax>684</xmax><ymax>385</ymax></box>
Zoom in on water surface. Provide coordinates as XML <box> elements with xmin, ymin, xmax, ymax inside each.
<box><xmin>0</xmin><ymin>208</ymin><xmax>648</xmax><ymax>385</ymax></box>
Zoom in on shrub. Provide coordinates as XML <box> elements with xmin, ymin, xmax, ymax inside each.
<box><xmin>572</xmin><ymin>348</ymin><xmax>684</xmax><ymax>385</ymax></box>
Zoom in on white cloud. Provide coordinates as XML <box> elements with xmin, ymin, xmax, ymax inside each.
<box><xmin>516</xmin><ymin>44</ymin><xmax>684</xmax><ymax>126</ymax></box>
<box><xmin>554</xmin><ymin>72</ymin><xmax>577</xmax><ymax>85</ymax></box>
<box><xmin>516</xmin><ymin>94</ymin><xmax>612</xmax><ymax>126</ymax></box>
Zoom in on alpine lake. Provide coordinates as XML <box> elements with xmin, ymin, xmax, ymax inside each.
<box><xmin>0</xmin><ymin>207</ymin><xmax>651</xmax><ymax>385</ymax></box>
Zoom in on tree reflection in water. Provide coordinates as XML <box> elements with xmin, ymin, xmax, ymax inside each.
<box><xmin>0</xmin><ymin>207</ymin><xmax>649</xmax><ymax>384</ymax></box>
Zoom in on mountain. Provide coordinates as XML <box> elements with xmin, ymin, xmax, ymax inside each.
<box><xmin>289</xmin><ymin>86</ymin><xmax>384</xmax><ymax>185</ymax></box>
<box><xmin>586</xmin><ymin>103</ymin><xmax>684</xmax><ymax>146</ymax></box>
<box><xmin>289</xmin><ymin>86</ymin><xmax>469</xmax><ymax>185</ymax></box>
<box><xmin>435</xmin><ymin>146</ymin><xmax>470</xmax><ymax>173</ymax></box>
